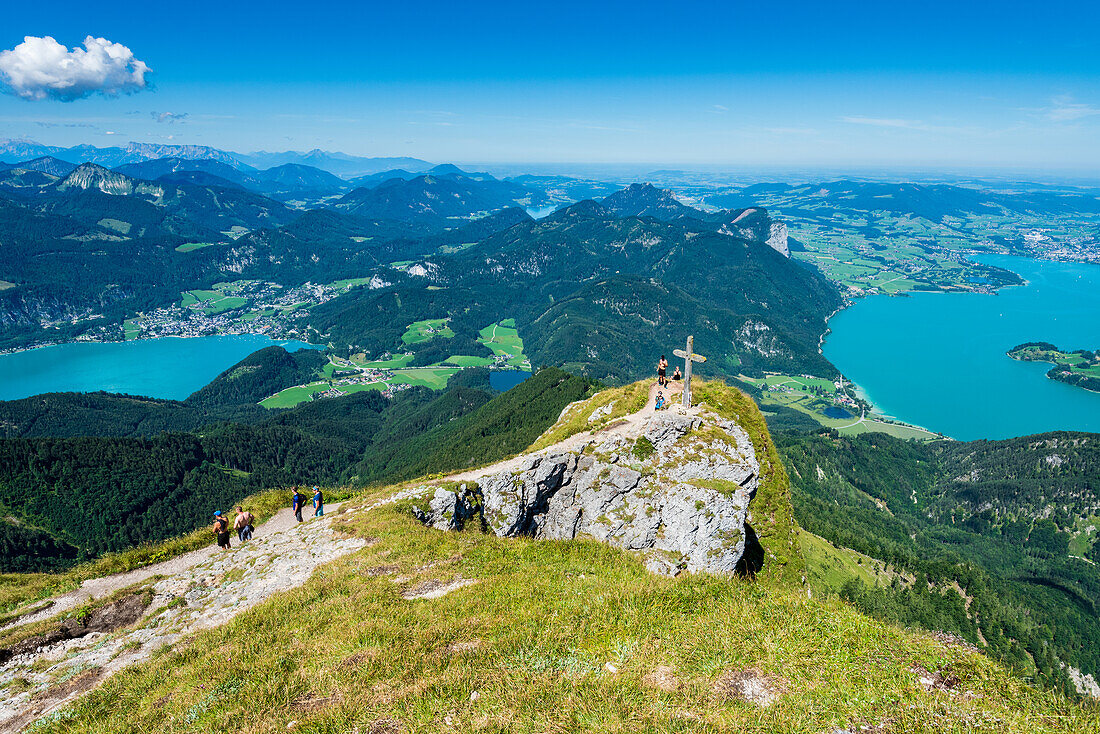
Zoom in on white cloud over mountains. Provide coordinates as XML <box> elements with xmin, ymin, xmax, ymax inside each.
<box><xmin>0</xmin><ymin>36</ymin><xmax>150</xmax><ymax>102</ymax></box>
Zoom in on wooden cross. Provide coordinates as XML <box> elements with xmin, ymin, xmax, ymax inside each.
<box><xmin>673</xmin><ymin>335</ymin><xmax>706</xmax><ymax>407</ymax></box>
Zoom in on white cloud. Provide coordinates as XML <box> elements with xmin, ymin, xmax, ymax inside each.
<box><xmin>1045</xmin><ymin>96</ymin><xmax>1100</xmax><ymax>122</ymax></box>
<box><xmin>841</xmin><ymin>116</ymin><xmax>927</xmax><ymax>130</ymax></box>
<box><xmin>711</xmin><ymin>104</ymin><xmax>728</xmax><ymax>113</ymax></box>
<box><xmin>0</xmin><ymin>35</ymin><xmax>150</xmax><ymax>102</ymax></box>
<box><xmin>152</xmin><ymin>111</ymin><xmax>187</xmax><ymax>123</ymax></box>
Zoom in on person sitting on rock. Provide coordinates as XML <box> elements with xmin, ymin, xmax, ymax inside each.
<box><xmin>672</xmin><ymin>366</ymin><xmax>682</xmax><ymax>381</ymax></box>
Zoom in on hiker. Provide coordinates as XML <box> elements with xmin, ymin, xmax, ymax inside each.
<box><xmin>312</xmin><ymin>486</ymin><xmax>324</xmax><ymax>517</ymax></box>
<box><xmin>655</xmin><ymin>391</ymin><xmax>666</xmax><ymax>411</ymax></box>
<box><xmin>657</xmin><ymin>355</ymin><xmax>668</xmax><ymax>387</ymax></box>
<box><xmin>672</xmin><ymin>366</ymin><xmax>682</xmax><ymax>381</ymax></box>
<box><xmin>234</xmin><ymin>506</ymin><xmax>254</xmax><ymax>543</ymax></box>
<box><xmin>292</xmin><ymin>486</ymin><xmax>305</xmax><ymax>523</ymax></box>
<box><xmin>212</xmin><ymin>511</ymin><xmax>231</xmax><ymax>550</ymax></box>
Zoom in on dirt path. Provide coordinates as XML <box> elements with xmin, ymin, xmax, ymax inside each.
<box><xmin>1</xmin><ymin>504</ymin><xmax>338</xmax><ymax>634</ymax></box>
<box><xmin>0</xmin><ymin>503</ymin><xmax>360</xmax><ymax>732</ymax></box>
<box><xmin>1</xmin><ymin>383</ymin><xmax>696</xmax><ymax>730</ymax></box>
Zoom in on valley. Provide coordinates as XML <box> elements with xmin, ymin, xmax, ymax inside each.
<box><xmin>4</xmin><ymin>6</ymin><xmax>1100</xmax><ymax>729</ymax></box>
<box><xmin>2</xmin><ymin>144</ymin><xmax>1100</xmax><ymax>719</ymax></box>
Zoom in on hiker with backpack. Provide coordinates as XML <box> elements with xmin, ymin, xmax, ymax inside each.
<box><xmin>312</xmin><ymin>486</ymin><xmax>324</xmax><ymax>517</ymax></box>
<box><xmin>212</xmin><ymin>511</ymin><xmax>231</xmax><ymax>550</ymax></box>
<box><xmin>292</xmin><ymin>487</ymin><xmax>305</xmax><ymax>523</ymax></box>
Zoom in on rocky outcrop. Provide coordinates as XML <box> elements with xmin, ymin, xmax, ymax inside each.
<box><xmin>413</xmin><ymin>408</ymin><xmax>762</xmax><ymax>576</ymax></box>
<box><xmin>719</xmin><ymin>208</ymin><xmax>790</xmax><ymax>257</ymax></box>
<box><xmin>766</xmin><ymin>221</ymin><xmax>790</xmax><ymax>257</ymax></box>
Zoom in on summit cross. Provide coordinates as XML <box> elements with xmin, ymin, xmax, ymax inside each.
<box><xmin>672</xmin><ymin>335</ymin><xmax>706</xmax><ymax>407</ymax></box>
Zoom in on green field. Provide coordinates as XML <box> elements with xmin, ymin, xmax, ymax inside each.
<box><xmin>0</xmin><ymin>280</ymin><xmax>14</xmax><ymax>291</ymax></box>
<box><xmin>240</xmin><ymin>308</ymin><xmax>277</xmax><ymax>322</ymax></box>
<box><xmin>260</xmin><ymin>383</ymin><xmax>326</xmax><ymax>409</ymax></box>
<box><xmin>329</xmin><ymin>276</ymin><xmax>374</xmax><ymax>291</ymax></box>
<box><xmin>1069</xmin><ymin>515</ymin><xmax>1100</xmax><ymax>558</ymax></box>
<box><xmin>355</xmin><ymin>352</ymin><xmax>414</xmax><ymax>369</ymax></box>
<box><xmin>436</xmin><ymin>241</ymin><xmax>478</xmax><ymax>254</ymax></box>
<box><xmin>260</xmin><ymin>380</ymin><xmax>388</xmax><ymax>409</ymax></box>
<box><xmin>390</xmin><ymin>367</ymin><xmax>461</xmax><ymax>389</ymax></box>
<box><xmin>444</xmin><ymin>354</ymin><xmax>496</xmax><ymax>367</ymax></box>
<box><xmin>180</xmin><ymin>280</ymin><xmax>258</xmax><ymax>315</ymax></box>
<box><xmin>402</xmin><ymin>318</ymin><xmax>455</xmax><ymax>344</ymax></box>
<box><xmin>478</xmin><ymin>321</ymin><xmax>529</xmax><ymax>368</ymax></box>
<box><xmin>263</xmin><ymin>318</ymin><xmax>524</xmax><ymax>410</ymax></box>
<box><xmin>123</xmin><ymin>318</ymin><xmax>142</xmax><ymax>341</ymax></box>
<box><xmin>321</xmin><ymin>360</ymin><xmax>362</xmax><ymax>379</ymax></box>
<box><xmin>742</xmin><ymin>373</ymin><xmax>941</xmax><ymax>440</ymax></box>
<box><xmin>175</xmin><ymin>242</ymin><xmax>222</xmax><ymax>253</ymax></box>
<box><xmin>181</xmin><ymin>289</ymin><xmax>248</xmax><ymax>315</ymax></box>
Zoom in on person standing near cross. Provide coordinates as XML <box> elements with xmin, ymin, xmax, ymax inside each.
<box><xmin>673</xmin><ymin>335</ymin><xmax>706</xmax><ymax>407</ymax></box>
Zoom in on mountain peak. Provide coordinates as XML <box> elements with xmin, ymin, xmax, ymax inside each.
<box><xmin>55</xmin><ymin>163</ymin><xmax>151</xmax><ymax>196</ymax></box>
<box><xmin>602</xmin><ymin>182</ymin><xmax>696</xmax><ymax>221</ymax></box>
<box><xmin>546</xmin><ymin>199</ymin><xmax>609</xmax><ymax>221</ymax></box>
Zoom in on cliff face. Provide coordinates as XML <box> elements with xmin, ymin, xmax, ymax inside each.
<box><xmin>413</xmin><ymin>404</ymin><xmax>763</xmax><ymax>576</ymax></box>
<box><xmin>719</xmin><ymin>207</ymin><xmax>790</xmax><ymax>257</ymax></box>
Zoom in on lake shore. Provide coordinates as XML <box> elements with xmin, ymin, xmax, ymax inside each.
<box><xmin>822</xmin><ymin>255</ymin><xmax>1100</xmax><ymax>440</ymax></box>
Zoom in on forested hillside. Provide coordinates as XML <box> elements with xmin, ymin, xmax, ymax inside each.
<box><xmin>0</xmin><ymin>367</ymin><xmax>592</xmax><ymax>572</ymax></box>
<box><xmin>776</xmin><ymin>429</ymin><xmax>1100</xmax><ymax>694</ymax></box>
<box><xmin>306</xmin><ymin>199</ymin><xmax>840</xmax><ymax>382</ymax></box>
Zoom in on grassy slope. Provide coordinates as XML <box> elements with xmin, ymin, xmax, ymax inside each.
<box><xmin>43</xmin><ymin>505</ymin><xmax>1099</xmax><ymax>733</ymax></box>
<box><xmin>13</xmin><ymin>379</ymin><xmax>1100</xmax><ymax>731</ymax></box>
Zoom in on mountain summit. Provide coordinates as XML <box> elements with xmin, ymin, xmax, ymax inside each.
<box><xmin>602</xmin><ymin>182</ymin><xmax>698</xmax><ymax>220</ymax></box>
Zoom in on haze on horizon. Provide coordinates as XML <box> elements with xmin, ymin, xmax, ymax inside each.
<box><xmin>1</xmin><ymin>0</ymin><xmax>1098</xmax><ymax>173</ymax></box>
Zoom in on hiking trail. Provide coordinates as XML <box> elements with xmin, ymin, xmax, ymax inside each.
<box><xmin>0</xmin><ymin>381</ymin><xmax>680</xmax><ymax>731</ymax></box>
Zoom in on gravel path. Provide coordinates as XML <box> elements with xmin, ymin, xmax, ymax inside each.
<box><xmin>0</xmin><ymin>385</ymin><xmax>691</xmax><ymax>731</ymax></box>
<box><xmin>2</xmin><ymin>505</ymin><xmax>322</xmax><ymax>635</ymax></box>
<box><xmin>1</xmin><ymin>504</ymin><xmax>361</xmax><ymax>731</ymax></box>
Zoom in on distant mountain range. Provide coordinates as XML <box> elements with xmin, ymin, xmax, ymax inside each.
<box><xmin>0</xmin><ymin>154</ymin><xmax>818</xmax><ymax>380</ymax></box>
<box><xmin>0</xmin><ymin>139</ymin><xmax>433</xmax><ymax>179</ymax></box>
<box><xmin>234</xmin><ymin>149</ymin><xmax>433</xmax><ymax>177</ymax></box>
<box><xmin>0</xmin><ymin>140</ymin><xmax>241</xmax><ymax>169</ymax></box>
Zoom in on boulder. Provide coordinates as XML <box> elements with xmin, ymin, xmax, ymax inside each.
<box><xmin>413</xmin><ymin>406</ymin><xmax>761</xmax><ymax>576</ymax></box>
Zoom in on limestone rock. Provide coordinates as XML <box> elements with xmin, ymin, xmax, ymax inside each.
<box><xmin>413</xmin><ymin>405</ymin><xmax>761</xmax><ymax>576</ymax></box>
<box><xmin>766</xmin><ymin>221</ymin><xmax>790</xmax><ymax>258</ymax></box>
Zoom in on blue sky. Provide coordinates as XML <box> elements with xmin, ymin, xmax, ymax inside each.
<box><xmin>1</xmin><ymin>0</ymin><xmax>1098</xmax><ymax>170</ymax></box>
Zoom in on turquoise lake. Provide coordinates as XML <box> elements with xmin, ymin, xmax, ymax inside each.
<box><xmin>823</xmin><ymin>255</ymin><xmax>1100</xmax><ymax>440</ymax></box>
<box><xmin>0</xmin><ymin>335</ymin><xmax>318</xmax><ymax>402</ymax></box>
